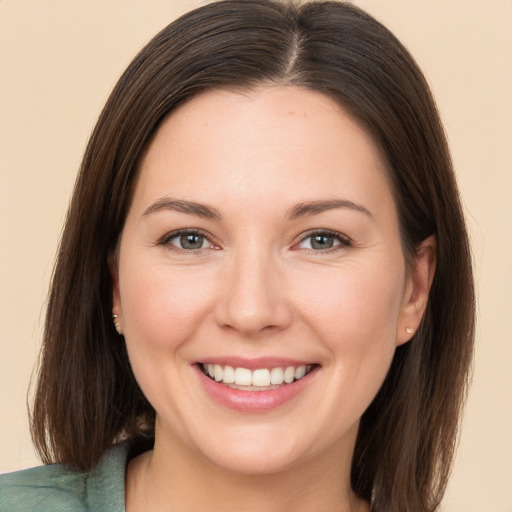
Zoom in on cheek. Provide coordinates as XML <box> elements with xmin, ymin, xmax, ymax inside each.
<box><xmin>117</xmin><ymin>260</ymin><xmax>218</xmax><ymax>423</ymax></box>
<box><xmin>293</xmin><ymin>263</ymin><xmax>405</xmax><ymax>425</ymax></box>
<box><xmin>294</xmin><ymin>261</ymin><xmax>405</xmax><ymax>355</ymax></box>
<box><xmin>118</xmin><ymin>260</ymin><xmax>215</xmax><ymax>353</ymax></box>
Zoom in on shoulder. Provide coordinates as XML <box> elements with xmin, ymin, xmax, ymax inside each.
<box><xmin>0</xmin><ymin>443</ymin><xmax>129</xmax><ymax>512</ymax></box>
<box><xmin>0</xmin><ymin>463</ymin><xmax>87</xmax><ymax>512</ymax></box>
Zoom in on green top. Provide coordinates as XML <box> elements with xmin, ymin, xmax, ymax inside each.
<box><xmin>0</xmin><ymin>443</ymin><xmax>128</xmax><ymax>511</ymax></box>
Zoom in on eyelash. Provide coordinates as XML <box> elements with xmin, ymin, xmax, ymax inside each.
<box><xmin>158</xmin><ymin>229</ymin><xmax>216</xmax><ymax>253</ymax></box>
<box><xmin>158</xmin><ymin>228</ymin><xmax>352</xmax><ymax>253</ymax></box>
<box><xmin>293</xmin><ymin>229</ymin><xmax>352</xmax><ymax>253</ymax></box>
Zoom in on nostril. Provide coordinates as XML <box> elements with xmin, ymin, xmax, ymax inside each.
<box><xmin>213</xmin><ymin>261</ymin><xmax>292</xmax><ymax>336</ymax></box>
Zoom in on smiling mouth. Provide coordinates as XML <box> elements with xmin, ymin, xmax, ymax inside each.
<box><xmin>199</xmin><ymin>363</ymin><xmax>317</xmax><ymax>391</ymax></box>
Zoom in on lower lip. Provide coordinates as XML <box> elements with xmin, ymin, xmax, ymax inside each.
<box><xmin>194</xmin><ymin>365</ymin><xmax>318</xmax><ymax>412</ymax></box>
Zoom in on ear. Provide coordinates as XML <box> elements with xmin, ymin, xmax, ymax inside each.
<box><xmin>109</xmin><ymin>251</ymin><xmax>123</xmax><ymax>334</ymax></box>
<box><xmin>397</xmin><ymin>236</ymin><xmax>436</xmax><ymax>346</ymax></box>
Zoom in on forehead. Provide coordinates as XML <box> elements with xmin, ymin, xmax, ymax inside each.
<box><xmin>133</xmin><ymin>86</ymin><xmax>394</xmax><ymax>219</ymax></box>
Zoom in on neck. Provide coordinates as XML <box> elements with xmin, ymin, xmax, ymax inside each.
<box><xmin>126</xmin><ymin>424</ymin><xmax>368</xmax><ymax>512</ymax></box>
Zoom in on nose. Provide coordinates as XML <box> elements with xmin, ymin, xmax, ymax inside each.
<box><xmin>215</xmin><ymin>246</ymin><xmax>292</xmax><ymax>337</ymax></box>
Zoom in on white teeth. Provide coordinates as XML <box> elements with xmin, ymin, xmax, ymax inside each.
<box><xmin>252</xmin><ymin>369</ymin><xmax>270</xmax><ymax>387</ymax></box>
<box><xmin>223</xmin><ymin>365</ymin><xmax>235</xmax><ymax>384</ymax></box>
<box><xmin>295</xmin><ymin>365</ymin><xmax>306</xmax><ymax>380</ymax></box>
<box><xmin>213</xmin><ymin>364</ymin><xmax>223</xmax><ymax>382</ymax></box>
<box><xmin>270</xmin><ymin>367</ymin><xmax>284</xmax><ymax>385</ymax></box>
<box><xmin>284</xmin><ymin>366</ymin><xmax>295</xmax><ymax>383</ymax></box>
<box><xmin>234</xmin><ymin>367</ymin><xmax>252</xmax><ymax>386</ymax></box>
<box><xmin>202</xmin><ymin>363</ymin><xmax>314</xmax><ymax>388</ymax></box>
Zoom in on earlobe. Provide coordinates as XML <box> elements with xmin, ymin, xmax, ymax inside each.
<box><xmin>109</xmin><ymin>252</ymin><xmax>123</xmax><ymax>335</ymax></box>
<box><xmin>397</xmin><ymin>235</ymin><xmax>436</xmax><ymax>346</ymax></box>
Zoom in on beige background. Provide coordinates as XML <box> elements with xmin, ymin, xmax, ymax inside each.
<box><xmin>1</xmin><ymin>1</ymin><xmax>511</xmax><ymax>510</ymax></box>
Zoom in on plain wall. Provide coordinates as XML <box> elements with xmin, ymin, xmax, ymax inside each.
<box><xmin>1</xmin><ymin>1</ymin><xmax>511</xmax><ymax>511</ymax></box>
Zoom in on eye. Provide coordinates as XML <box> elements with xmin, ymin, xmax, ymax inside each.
<box><xmin>160</xmin><ymin>229</ymin><xmax>214</xmax><ymax>251</ymax></box>
<box><xmin>296</xmin><ymin>230</ymin><xmax>351</xmax><ymax>251</ymax></box>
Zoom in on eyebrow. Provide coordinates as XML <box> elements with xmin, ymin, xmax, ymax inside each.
<box><xmin>287</xmin><ymin>199</ymin><xmax>373</xmax><ymax>220</ymax></box>
<box><xmin>142</xmin><ymin>197</ymin><xmax>372</xmax><ymax>221</ymax></box>
<box><xmin>143</xmin><ymin>197</ymin><xmax>221</xmax><ymax>219</ymax></box>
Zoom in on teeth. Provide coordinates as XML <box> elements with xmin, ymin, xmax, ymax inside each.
<box><xmin>223</xmin><ymin>365</ymin><xmax>235</xmax><ymax>384</ymax></box>
<box><xmin>234</xmin><ymin>367</ymin><xmax>252</xmax><ymax>386</ymax></box>
<box><xmin>201</xmin><ymin>363</ymin><xmax>314</xmax><ymax>388</ymax></box>
<box><xmin>252</xmin><ymin>369</ymin><xmax>270</xmax><ymax>387</ymax></box>
<box><xmin>295</xmin><ymin>365</ymin><xmax>306</xmax><ymax>380</ymax></box>
<box><xmin>284</xmin><ymin>366</ymin><xmax>295</xmax><ymax>383</ymax></box>
<box><xmin>270</xmin><ymin>367</ymin><xmax>284</xmax><ymax>385</ymax></box>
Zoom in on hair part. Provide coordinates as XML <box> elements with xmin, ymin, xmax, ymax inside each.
<box><xmin>31</xmin><ymin>2</ymin><xmax>475</xmax><ymax>511</ymax></box>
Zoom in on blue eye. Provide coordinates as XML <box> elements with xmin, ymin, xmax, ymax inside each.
<box><xmin>297</xmin><ymin>231</ymin><xmax>350</xmax><ymax>251</ymax></box>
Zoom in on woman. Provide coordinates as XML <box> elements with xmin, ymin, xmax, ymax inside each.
<box><xmin>0</xmin><ymin>1</ymin><xmax>474</xmax><ymax>511</ymax></box>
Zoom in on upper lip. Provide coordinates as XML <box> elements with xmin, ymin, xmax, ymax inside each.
<box><xmin>193</xmin><ymin>356</ymin><xmax>318</xmax><ymax>370</ymax></box>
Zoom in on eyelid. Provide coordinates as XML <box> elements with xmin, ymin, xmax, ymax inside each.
<box><xmin>293</xmin><ymin>229</ymin><xmax>352</xmax><ymax>251</ymax></box>
<box><xmin>158</xmin><ymin>228</ymin><xmax>219</xmax><ymax>251</ymax></box>
<box><xmin>157</xmin><ymin>227</ymin><xmax>351</xmax><ymax>253</ymax></box>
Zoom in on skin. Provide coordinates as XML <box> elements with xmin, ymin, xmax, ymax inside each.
<box><xmin>113</xmin><ymin>86</ymin><xmax>435</xmax><ymax>512</ymax></box>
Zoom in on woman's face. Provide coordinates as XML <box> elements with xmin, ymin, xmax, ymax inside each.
<box><xmin>113</xmin><ymin>86</ymin><xmax>429</xmax><ymax>475</ymax></box>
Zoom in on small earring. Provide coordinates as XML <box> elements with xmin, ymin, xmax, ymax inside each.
<box><xmin>112</xmin><ymin>314</ymin><xmax>123</xmax><ymax>335</ymax></box>
<box><xmin>406</xmin><ymin>327</ymin><xmax>413</xmax><ymax>334</ymax></box>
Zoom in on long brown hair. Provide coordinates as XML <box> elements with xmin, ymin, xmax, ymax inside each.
<box><xmin>31</xmin><ymin>2</ymin><xmax>475</xmax><ymax>511</ymax></box>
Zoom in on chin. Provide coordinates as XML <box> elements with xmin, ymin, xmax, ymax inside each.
<box><xmin>182</xmin><ymin>417</ymin><xmax>356</xmax><ymax>477</ymax></box>
<box><xmin>200</xmin><ymin>438</ymin><xmax>308</xmax><ymax>476</ymax></box>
